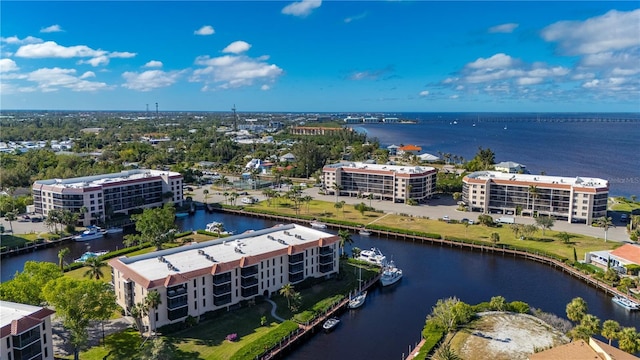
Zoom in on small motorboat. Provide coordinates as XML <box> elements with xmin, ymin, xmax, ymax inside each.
<box><xmin>611</xmin><ymin>295</ymin><xmax>639</xmax><ymax>311</ymax></box>
<box><xmin>357</xmin><ymin>247</ymin><xmax>386</xmax><ymax>266</ymax></box>
<box><xmin>380</xmin><ymin>260</ymin><xmax>403</xmax><ymax>287</ymax></box>
<box><xmin>310</xmin><ymin>221</ymin><xmax>327</xmax><ymax>229</ymax></box>
<box><xmin>74</xmin><ymin>250</ymin><xmax>109</xmax><ymax>263</ymax></box>
<box><xmin>322</xmin><ymin>317</ymin><xmax>340</xmax><ymax>331</ymax></box>
<box><xmin>73</xmin><ymin>226</ymin><xmax>105</xmax><ymax>242</ymax></box>
<box><xmin>359</xmin><ymin>229</ymin><xmax>371</xmax><ymax>236</ymax></box>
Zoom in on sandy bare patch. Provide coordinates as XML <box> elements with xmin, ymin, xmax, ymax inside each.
<box><xmin>454</xmin><ymin>312</ymin><xmax>568</xmax><ymax>360</ymax></box>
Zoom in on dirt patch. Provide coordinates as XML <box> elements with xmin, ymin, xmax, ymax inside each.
<box><xmin>451</xmin><ymin>312</ymin><xmax>569</xmax><ymax>360</ymax></box>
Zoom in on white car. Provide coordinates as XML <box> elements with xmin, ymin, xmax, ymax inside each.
<box><xmin>442</xmin><ymin>215</ymin><xmax>450</xmax><ymax>221</ymax></box>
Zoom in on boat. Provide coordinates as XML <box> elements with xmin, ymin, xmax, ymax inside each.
<box><xmin>348</xmin><ymin>291</ymin><xmax>367</xmax><ymax>309</ymax></box>
<box><xmin>348</xmin><ymin>266</ymin><xmax>367</xmax><ymax>309</ymax></box>
<box><xmin>359</xmin><ymin>229</ymin><xmax>371</xmax><ymax>236</ymax></box>
<box><xmin>74</xmin><ymin>250</ymin><xmax>109</xmax><ymax>263</ymax></box>
<box><xmin>73</xmin><ymin>226</ymin><xmax>105</xmax><ymax>242</ymax></box>
<box><xmin>611</xmin><ymin>295</ymin><xmax>639</xmax><ymax>311</ymax></box>
<box><xmin>357</xmin><ymin>247</ymin><xmax>386</xmax><ymax>266</ymax></box>
<box><xmin>322</xmin><ymin>317</ymin><xmax>340</xmax><ymax>331</ymax></box>
<box><xmin>310</xmin><ymin>220</ymin><xmax>327</xmax><ymax>229</ymax></box>
<box><xmin>206</xmin><ymin>221</ymin><xmax>223</xmax><ymax>232</ymax></box>
<box><xmin>380</xmin><ymin>260</ymin><xmax>403</xmax><ymax>287</ymax></box>
<box><xmin>105</xmin><ymin>227</ymin><xmax>123</xmax><ymax>234</ymax></box>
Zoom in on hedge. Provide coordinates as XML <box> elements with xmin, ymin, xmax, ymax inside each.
<box><xmin>417</xmin><ymin>320</ymin><xmax>445</xmax><ymax>359</ymax></box>
<box><xmin>229</xmin><ymin>320</ymin><xmax>299</xmax><ymax>360</ymax></box>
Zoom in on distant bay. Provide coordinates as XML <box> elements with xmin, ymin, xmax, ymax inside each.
<box><xmin>351</xmin><ymin>113</ymin><xmax>640</xmax><ymax>198</ymax></box>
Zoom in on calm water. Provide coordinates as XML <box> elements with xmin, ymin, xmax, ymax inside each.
<box><xmin>353</xmin><ymin>113</ymin><xmax>640</xmax><ymax>198</ymax></box>
<box><xmin>2</xmin><ymin>210</ymin><xmax>638</xmax><ymax>359</ymax></box>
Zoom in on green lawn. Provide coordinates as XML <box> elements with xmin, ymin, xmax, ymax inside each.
<box><xmin>609</xmin><ymin>196</ymin><xmax>640</xmax><ymax>213</ymax></box>
<box><xmin>247</xmin><ymin>199</ymin><xmax>621</xmax><ymax>261</ymax></box>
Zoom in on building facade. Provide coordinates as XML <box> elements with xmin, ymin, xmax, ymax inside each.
<box><xmin>462</xmin><ymin>171</ymin><xmax>608</xmax><ymax>224</ymax></box>
<box><xmin>32</xmin><ymin>170</ymin><xmax>183</xmax><ymax>226</ymax></box>
<box><xmin>109</xmin><ymin>224</ymin><xmax>339</xmax><ymax>330</ymax></box>
<box><xmin>323</xmin><ymin>162</ymin><xmax>437</xmax><ymax>203</ymax></box>
<box><xmin>1</xmin><ymin>301</ymin><xmax>55</xmax><ymax>360</ymax></box>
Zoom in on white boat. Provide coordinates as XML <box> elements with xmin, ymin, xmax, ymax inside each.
<box><xmin>74</xmin><ymin>250</ymin><xmax>108</xmax><ymax>263</ymax></box>
<box><xmin>359</xmin><ymin>228</ymin><xmax>371</xmax><ymax>236</ymax></box>
<box><xmin>612</xmin><ymin>295</ymin><xmax>640</xmax><ymax>311</ymax></box>
<box><xmin>348</xmin><ymin>266</ymin><xmax>367</xmax><ymax>309</ymax></box>
<box><xmin>73</xmin><ymin>226</ymin><xmax>105</xmax><ymax>242</ymax></box>
<box><xmin>105</xmin><ymin>227</ymin><xmax>123</xmax><ymax>234</ymax></box>
<box><xmin>348</xmin><ymin>291</ymin><xmax>367</xmax><ymax>309</ymax></box>
<box><xmin>322</xmin><ymin>317</ymin><xmax>340</xmax><ymax>331</ymax></box>
<box><xmin>206</xmin><ymin>221</ymin><xmax>223</xmax><ymax>232</ymax></box>
<box><xmin>357</xmin><ymin>247</ymin><xmax>386</xmax><ymax>266</ymax></box>
<box><xmin>310</xmin><ymin>221</ymin><xmax>327</xmax><ymax>229</ymax></box>
<box><xmin>380</xmin><ymin>260</ymin><xmax>403</xmax><ymax>287</ymax></box>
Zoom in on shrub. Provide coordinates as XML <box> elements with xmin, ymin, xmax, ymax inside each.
<box><xmin>531</xmin><ymin>308</ymin><xmax>573</xmax><ymax>333</ymax></box>
<box><xmin>225</xmin><ymin>333</ymin><xmax>238</xmax><ymax>342</ymax></box>
<box><xmin>509</xmin><ymin>301</ymin><xmax>530</xmax><ymax>314</ymax></box>
<box><xmin>419</xmin><ymin>320</ymin><xmax>445</xmax><ymax>357</ymax></box>
<box><xmin>229</xmin><ymin>321</ymin><xmax>299</xmax><ymax>360</ymax></box>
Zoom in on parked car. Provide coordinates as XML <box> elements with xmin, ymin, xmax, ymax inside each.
<box><xmin>442</xmin><ymin>215</ymin><xmax>450</xmax><ymax>221</ymax></box>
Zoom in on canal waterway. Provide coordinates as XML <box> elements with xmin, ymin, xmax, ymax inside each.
<box><xmin>2</xmin><ymin>210</ymin><xmax>638</xmax><ymax>359</ymax></box>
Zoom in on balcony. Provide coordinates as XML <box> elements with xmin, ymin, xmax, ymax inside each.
<box><xmin>241</xmin><ymin>277</ymin><xmax>258</xmax><ymax>288</ymax></box>
<box><xmin>288</xmin><ymin>263</ymin><xmax>304</xmax><ymax>274</ymax></box>
<box><xmin>213</xmin><ymin>283</ymin><xmax>231</xmax><ymax>295</ymax></box>
<box><xmin>319</xmin><ymin>246</ymin><xmax>333</xmax><ymax>255</ymax></box>
<box><xmin>167</xmin><ymin>286</ymin><xmax>187</xmax><ymax>298</ymax></box>
<box><xmin>167</xmin><ymin>307</ymin><xmax>188</xmax><ymax>321</ymax></box>
<box><xmin>12</xmin><ymin>328</ymin><xmax>41</xmax><ymax>349</ymax></box>
<box><xmin>288</xmin><ymin>253</ymin><xmax>304</xmax><ymax>264</ymax></box>
<box><xmin>319</xmin><ymin>263</ymin><xmax>334</xmax><ymax>273</ymax></box>
<box><xmin>240</xmin><ymin>266</ymin><xmax>258</xmax><ymax>278</ymax></box>
<box><xmin>167</xmin><ymin>297</ymin><xmax>188</xmax><ymax>310</ymax></box>
<box><xmin>214</xmin><ymin>294</ymin><xmax>232</xmax><ymax>306</ymax></box>
<box><xmin>319</xmin><ymin>253</ymin><xmax>333</xmax><ymax>265</ymax></box>
<box><xmin>289</xmin><ymin>272</ymin><xmax>304</xmax><ymax>283</ymax></box>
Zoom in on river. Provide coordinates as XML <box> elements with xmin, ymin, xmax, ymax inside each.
<box><xmin>2</xmin><ymin>210</ymin><xmax>638</xmax><ymax>359</ymax></box>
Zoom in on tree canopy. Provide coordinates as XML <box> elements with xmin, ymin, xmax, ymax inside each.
<box><xmin>127</xmin><ymin>202</ymin><xmax>177</xmax><ymax>250</ymax></box>
<box><xmin>0</xmin><ymin>261</ymin><xmax>63</xmax><ymax>305</ymax></box>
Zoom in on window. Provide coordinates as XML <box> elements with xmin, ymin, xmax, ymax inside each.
<box><xmin>202</xmin><ymin>277</ymin><xmax>205</xmax><ymax>286</ymax></box>
<box><xmin>202</xmin><ymin>288</ymin><xmax>205</xmax><ymax>296</ymax></box>
<box><xmin>202</xmin><ymin>298</ymin><xmax>206</xmax><ymax>307</ymax></box>
<box><xmin>194</xmin><ymin>301</ymin><xmax>197</xmax><ymax>309</ymax></box>
<box><xmin>45</xmin><ymin>348</ymin><xmax>48</xmax><ymax>358</ymax></box>
<box><xmin>43</xmin><ymin>333</ymin><xmax>47</xmax><ymax>344</ymax></box>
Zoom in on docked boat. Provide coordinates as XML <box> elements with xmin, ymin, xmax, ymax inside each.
<box><xmin>322</xmin><ymin>317</ymin><xmax>340</xmax><ymax>331</ymax></box>
<box><xmin>380</xmin><ymin>260</ymin><xmax>403</xmax><ymax>287</ymax></box>
<box><xmin>611</xmin><ymin>295</ymin><xmax>639</xmax><ymax>311</ymax></box>
<box><xmin>348</xmin><ymin>291</ymin><xmax>367</xmax><ymax>309</ymax></box>
<box><xmin>310</xmin><ymin>221</ymin><xmax>327</xmax><ymax>229</ymax></box>
<box><xmin>74</xmin><ymin>250</ymin><xmax>109</xmax><ymax>263</ymax></box>
<box><xmin>359</xmin><ymin>229</ymin><xmax>371</xmax><ymax>236</ymax></box>
<box><xmin>105</xmin><ymin>227</ymin><xmax>123</xmax><ymax>234</ymax></box>
<box><xmin>357</xmin><ymin>247</ymin><xmax>386</xmax><ymax>266</ymax></box>
<box><xmin>206</xmin><ymin>221</ymin><xmax>234</xmax><ymax>235</ymax></box>
<box><xmin>73</xmin><ymin>226</ymin><xmax>105</xmax><ymax>242</ymax></box>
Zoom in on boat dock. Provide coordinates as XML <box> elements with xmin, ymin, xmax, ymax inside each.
<box><xmin>258</xmin><ymin>273</ymin><xmax>381</xmax><ymax>359</ymax></box>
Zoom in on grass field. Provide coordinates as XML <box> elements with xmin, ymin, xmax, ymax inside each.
<box><xmin>247</xmin><ymin>199</ymin><xmax>621</xmax><ymax>260</ymax></box>
<box><xmin>609</xmin><ymin>197</ymin><xmax>640</xmax><ymax>213</ymax></box>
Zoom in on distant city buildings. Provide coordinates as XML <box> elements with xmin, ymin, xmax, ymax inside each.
<box><xmin>109</xmin><ymin>224</ymin><xmax>340</xmax><ymax>329</ymax></box>
<box><xmin>289</xmin><ymin>126</ymin><xmax>352</xmax><ymax>136</ymax></box>
<box><xmin>323</xmin><ymin>162</ymin><xmax>437</xmax><ymax>203</ymax></box>
<box><xmin>462</xmin><ymin>171</ymin><xmax>608</xmax><ymax>224</ymax></box>
<box><xmin>1</xmin><ymin>301</ymin><xmax>55</xmax><ymax>360</ymax></box>
<box><xmin>32</xmin><ymin>169</ymin><xmax>183</xmax><ymax>226</ymax></box>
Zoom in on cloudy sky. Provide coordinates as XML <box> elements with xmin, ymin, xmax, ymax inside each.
<box><xmin>1</xmin><ymin>1</ymin><xmax>639</xmax><ymax>112</ymax></box>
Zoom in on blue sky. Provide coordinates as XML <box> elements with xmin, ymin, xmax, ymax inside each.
<box><xmin>1</xmin><ymin>1</ymin><xmax>639</xmax><ymax>112</ymax></box>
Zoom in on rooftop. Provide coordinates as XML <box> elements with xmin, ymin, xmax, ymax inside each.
<box><xmin>0</xmin><ymin>301</ymin><xmax>45</xmax><ymax>328</ymax></box>
<box><xmin>324</xmin><ymin>162</ymin><xmax>435</xmax><ymax>175</ymax></box>
<box><xmin>112</xmin><ymin>224</ymin><xmax>337</xmax><ymax>283</ymax></box>
<box><xmin>465</xmin><ymin>171</ymin><xmax>608</xmax><ymax>188</ymax></box>
<box><xmin>33</xmin><ymin>169</ymin><xmax>181</xmax><ymax>190</ymax></box>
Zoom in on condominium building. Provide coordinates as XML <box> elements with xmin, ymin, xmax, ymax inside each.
<box><xmin>32</xmin><ymin>170</ymin><xmax>183</xmax><ymax>226</ymax></box>
<box><xmin>323</xmin><ymin>162</ymin><xmax>437</xmax><ymax>203</ymax></box>
<box><xmin>462</xmin><ymin>171</ymin><xmax>609</xmax><ymax>224</ymax></box>
<box><xmin>108</xmin><ymin>224</ymin><xmax>339</xmax><ymax>330</ymax></box>
<box><xmin>1</xmin><ymin>301</ymin><xmax>55</xmax><ymax>360</ymax></box>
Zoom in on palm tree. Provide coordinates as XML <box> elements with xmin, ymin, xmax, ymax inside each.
<box><xmin>302</xmin><ymin>195</ymin><xmax>313</xmax><ymax>213</ymax></box>
<box><xmin>338</xmin><ymin>230</ymin><xmax>353</xmax><ymax>258</ymax></box>
<box><xmin>367</xmin><ymin>193</ymin><xmax>373</xmax><ymax>208</ymax></box>
<box><xmin>130</xmin><ymin>302</ymin><xmax>148</xmax><ymax>337</ymax></box>
<box><xmin>596</xmin><ymin>216</ymin><xmax>613</xmax><ymax>242</ymax></box>
<box><xmin>279</xmin><ymin>283</ymin><xmax>296</xmax><ymax>310</ymax></box>
<box><xmin>405</xmin><ymin>184</ymin><xmax>413</xmax><ymax>205</ymax></box>
<box><xmin>490</xmin><ymin>232</ymin><xmax>500</xmax><ymax>246</ymax></box>
<box><xmin>57</xmin><ymin>248</ymin><xmax>70</xmax><ymax>270</ymax></box>
<box><xmin>332</xmin><ymin>183</ymin><xmax>343</xmax><ymax>203</ymax></box>
<box><xmin>334</xmin><ymin>201</ymin><xmax>343</xmax><ymax>218</ymax></box>
<box><xmin>83</xmin><ymin>257</ymin><xmax>107</xmax><ymax>280</ymax></box>
<box><xmin>601</xmin><ymin>319</ymin><xmax>621</xmax><ymax>345</ymax></box>
<box><xmin>528</xmin><ymin>185</ymin><xmax>539</xmax><ymax>216</ymax></box>
<box><xmin>202</xmin><ymin>189</ymin><xmax>209</xmax><ymax>204</ymax></box>
<box><xmin>223</xmin><ymin>191</ymin><xmax>229</xmax><ymax>204</ymax></box>
<box><xmin>566</xmin><ymin>297</ymin><xmax>587</xmax><ymax>323</ymax></box>
<box><xmin>145</xmin><ymin>290</ymin><xmax>162</xmax><ymax>337</ymax></box>
<box><xmin>216</xmin><ymin>175</ymin><xmax>230</xmax><ymax>190</ymax></box>
<box><xmin>618</xmin><ymin>327</ymin><xmax>640</xmax><ymax>354</ymax></box>
<box><xmin>4</xmin><ymin>211</ymin><xmax>16</xmax><ymax>233</ymax></box>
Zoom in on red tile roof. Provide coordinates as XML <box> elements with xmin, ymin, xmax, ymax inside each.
<box><xmin>398</xmin><ymin>144</ymin><xmax>422</xmax><ymax>152</ymax></box>
<box><xmin>610</xmin><ymin>244</ymin><xmax>640</xmax><ymax>265</ymax></box>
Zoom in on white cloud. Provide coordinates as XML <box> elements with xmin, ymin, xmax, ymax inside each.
<box><xmin>222</xmin><ymin>41</ymin><xmax>251</xmax><ymax>54</ymax></box>
<box><xmin>80</xmin><ymin>71</ymin><xmax>95</xmax><ymax>79</ymax></box>
<box><xmin>25</xmin><ymin>67</ymin><xmax>109</xmax><ymax>92</ymax></box>
<box><xmin>16</xmin><ymin>41</ymin><xmax>104</xmax><ymax>58</ymax></box>
<box><xmin>78</xmin><ymin>56</ymin><xmax>109</xmax><ymax>67</ymax></box>
<box><xmin>0</xmin><ymin>58</ymin><xmax>19</xmax><ymax>72</ymax></box>
<box><xmin>194</xmin><ymin>25</ymin><xmax>215</xmax><ymax>36</ymax></box>
<box><xmin>419</xmin><ymin>90</ymin><xmax>429</xmax><ymax>97</ymax></box>
<box><xmin>541</xmin><ymin>9</ymin><xmax>640</xmax><ymax>55</ymax></box>
<box><xmin>488</xmin><ymin>23</ymin><xmax>518</xmax><ymax>33</ymax></box>
<box><xmin>144</xmin><ymin>60</ymin><xmax>163</xmax><ymax>68</ymax></box>
<box><xmin>109</xmin><ymin>51</ymin><xmax>136</xmax><ymax>58</ymax></box>
<box><xmin>122</xmin><ymin>70</ymin><xmax>182</xmax><ymax>91</ymax></box>
<box><xmin>348</xmin><ymin>66</ymin><xmax>395</xmax><ymax>81</ymax></box>
<box><xmin>261</xmin><ymin>84</ymin><xmax>270</xmax><ymax>91</ymax></box>
<box><xmin>0</xmin><ymin>36</ymin><xmax>43</xmax><ymax>45</ymax></box>
<box><xmin>191</xmin><ymin>53</ymin><xmax>283</xmax><ymax>90</ymax></box>
<box><xmin>466</xmin><ymin>53</ymin><xmax>515</xmax><ymax>70</ymax></box>
<box><xmin>517</xmin><ymin>77</ymin><xmax>543</xmax><ymax>85</ymax></box>
<box><xmin>282</xmin><ymin>0</ymin><xmax>321</xmax><ymax>17</ymax></box>
<box><xmin>41</xmin><ymin>24</ymin><xmax>63</xmax><ymax>33</ymax></box>
<box><xmin>344</xmin><ymin>12</ymin><xmax>367</xmax><ymax>24</ymax></box>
